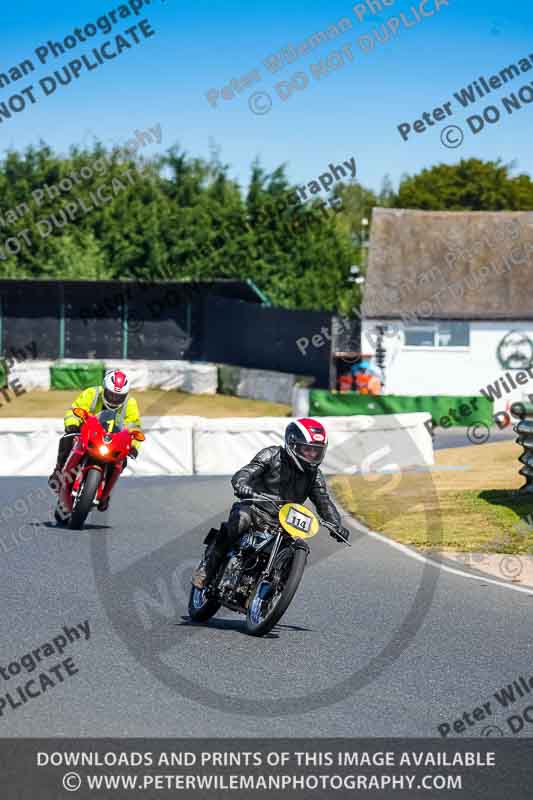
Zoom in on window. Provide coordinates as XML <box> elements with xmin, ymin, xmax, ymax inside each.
<box><xmin>403</xmin><ymin>321</ymin><xmax>469</xmax><ymax>347</ymax></box>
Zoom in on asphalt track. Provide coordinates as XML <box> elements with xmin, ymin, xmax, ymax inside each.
<box><xmin>1</xmin><ymin>471</ymin><xmax>532</xmax><ymax>739</ymax></box>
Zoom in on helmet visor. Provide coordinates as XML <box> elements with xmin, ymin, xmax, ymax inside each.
<box><xmin>293</xmin><ymin>441</ymin><xmax>326</xmax><ymax>466</ymax></box>
<box><xmin>104</xmin><ymin>388</ymin><xmax>126</xmax><ymax>409</ymax></box>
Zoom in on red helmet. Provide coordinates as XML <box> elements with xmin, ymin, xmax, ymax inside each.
<box><xmin>284</xmin><ymin>418</ymin><xmax>328</xmax><ymax>471</ymax></box>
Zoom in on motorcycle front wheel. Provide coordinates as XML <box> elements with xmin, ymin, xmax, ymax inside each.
<box><xmin>70</xmin><ymin>469</ymin><xmax>100</xmax><ymax>530</ymax></box>
<box><xmin>245</xmin><ymin>546</ymin><xmax>307</xmax><ymax>637</ymax></box>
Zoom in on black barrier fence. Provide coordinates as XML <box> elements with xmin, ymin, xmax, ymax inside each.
<box><xmin>203</xmin><ymin>296</ymin><xmax>333</xmax><ymax>387</ymax></box>
<box><xmin>0</xmin><ymin>280</ymin><xmax>347</xmax><ymax>387</ymax></box>
<box><xmin>0</xmin><ymin>280</ymin><xmax>263</xmax><ymax>362</ymax></box>
<box><xmin>1</xmin><ymin>738</ymin><xmax>531</xmax><ymax>799</ymax></box>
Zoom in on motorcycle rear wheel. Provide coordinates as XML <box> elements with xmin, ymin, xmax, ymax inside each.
<box><xmin>245</xmin><ymin>547</ymin><xmax>307</xmax><ymax>637</ymax></box>
<box><xmin>70</xmin><ymin>469</ymin><xmax>100</xmax><ymax>530</ymax></box>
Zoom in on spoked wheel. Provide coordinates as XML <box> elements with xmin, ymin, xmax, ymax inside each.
<box><xmin>188</xmin><ymin>583</ymin><xmax>221</xmax><ymax>623</ymax></box>
<box><xmin>245</xmin><ymin>546</ymin><xmax>308</xmax><ymax>637</ymax></box>
<box><xmin>70</xmin><ymin>469</ymin><xmax>100</xmax><ymax>530</ymax></box>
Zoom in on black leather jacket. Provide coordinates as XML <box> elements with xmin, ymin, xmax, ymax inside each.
<box><xmin>231</xmin><ymin>445</ymin><xmax>341</xmax><ymax>527</ymax></box>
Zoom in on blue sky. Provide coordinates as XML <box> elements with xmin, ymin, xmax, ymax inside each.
<box><xmin>1</xmin><ymin>0</ymin><xmax>532</xmax><ymax>194</ymax></box>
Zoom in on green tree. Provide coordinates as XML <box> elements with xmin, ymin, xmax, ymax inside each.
<box><xmin>394</xmin><ymin>158</ymin><xmax>533</xmax><ymax>210</ymax></box>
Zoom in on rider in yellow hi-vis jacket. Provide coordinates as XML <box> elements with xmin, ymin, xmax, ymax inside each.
<box><xmin>48</xmin><ymin>369</ymin><xmax>143</xmax><ymax>503</ymax></box>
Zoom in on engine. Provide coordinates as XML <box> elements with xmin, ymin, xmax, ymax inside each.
<box><xmin>219</xmin><ymin>550</ymin><xmax>262</xmax><ymax>604</ymax></box>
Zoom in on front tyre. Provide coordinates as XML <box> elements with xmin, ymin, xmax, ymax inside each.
<box><xmin>70</xmin><ymin>469</ymin><xmax>100</xmax><ymax>530</ymax></box>
<box><xmin>245</xmin><ymin>546</ymin><xmax>308</xmax><ymax>637</ymax></box>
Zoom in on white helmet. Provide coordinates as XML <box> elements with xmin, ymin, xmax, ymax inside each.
<box><xmin>103</xmin><ymin>369</ymin><xmax>129</xmax><ymax>410</ymax></box>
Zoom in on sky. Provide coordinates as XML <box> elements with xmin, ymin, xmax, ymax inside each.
<box><xmin>0</xmin><ymin>0</ymin><xmax>532</xmax><ymax>195</ymax></box>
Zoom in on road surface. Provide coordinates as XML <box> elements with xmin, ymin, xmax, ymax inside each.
<box><xmin>1</xmin><ymin>475</ymin><xmax>532</xmax><ymax>738</ymax></box>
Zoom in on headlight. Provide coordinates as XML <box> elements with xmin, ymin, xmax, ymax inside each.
<box><xmin>99</xmin><ymin>445</ymin><xmax>109</xmax><ymax>455</ymax></box>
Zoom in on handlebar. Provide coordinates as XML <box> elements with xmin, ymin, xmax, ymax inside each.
<box><xmin>234</xmin><ymin>491</ymin><xmax>282</xmax><ymax>512</ymax></box>
<box><xmin>320</xmin><ymin>517</ymin><xmax>352</xmax><ymax>546</ymax></box>
<box><xmin>234</xmin><ymin>489</ymin><xmax>352</xmax><ymax>546</ymax></box>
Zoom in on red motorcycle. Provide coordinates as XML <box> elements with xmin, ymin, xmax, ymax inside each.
<box><xmin>55</xmin><ymin>407</ymin><xmax>145</xmax><ymax>530</ymax></box>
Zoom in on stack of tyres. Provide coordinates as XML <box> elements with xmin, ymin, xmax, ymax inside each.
<box><xmin>511</xmin><ymin>402</ymin><xmax>533</xmax><ymax>492</ymax></box>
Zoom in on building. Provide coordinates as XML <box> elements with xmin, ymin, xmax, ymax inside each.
<box><xmin>361</xmin><ymin>208</ymin><xmax>533</xmax><ymax>412</ymax></box>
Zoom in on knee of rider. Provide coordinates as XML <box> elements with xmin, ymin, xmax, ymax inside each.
<box><xmin>237</xmin><ymin>511</ymin><xmax>251</xmax><ymax>536</ymax></box>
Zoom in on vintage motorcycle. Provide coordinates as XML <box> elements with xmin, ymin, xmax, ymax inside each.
<box><xmin>188</xmin><ymin>493</ymin><xmax>350</xmax><ymax>636</ymax></box>
<box><xmin>55</xmin><ymin>407</ymin><xmax>145</xmax><ymax>530</ymax></box>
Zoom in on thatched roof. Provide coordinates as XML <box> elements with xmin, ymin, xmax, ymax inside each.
<box><xmin>363</xmin><ymin>208</ymin><xmax>533</xmax><ymax>320</ymax></box>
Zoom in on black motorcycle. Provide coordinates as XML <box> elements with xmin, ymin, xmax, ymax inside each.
<box><xmin>188</xmin><ymin>493</ymin><xmax>350</xmax><ymax>637</ymax></box>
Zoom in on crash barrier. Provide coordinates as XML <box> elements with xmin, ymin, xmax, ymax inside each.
<box><xmin>295</xmin><ymin>389</ymin><xmax>493</xmax><ymax>428</ymax></box>
<box><xmin>0</xmin><ymin>413</ymin><xmax>433</xmax><ymax>477</ymax></box>
<box><xmin>4</xmin><ymin>359</ymin><xmax>218</xmax><ymax>394</ymax></box>
<box><xmin>192</xmin><ymin>413</ymin><xmax>433</xmax><ymax>475</ymax></box>
<box><xmin>218</xmin><ymin>365</ymin><xmax>313</xmax><ymax>406</ymax></box>
<box><xmin>511</xmin><ymin>402</ymin><xmax>533</xmax><ymax>493</ymax></box>
<box><xmin>6</xmin><ymin>358</ymin><xmax>305</xmax><ymax>403</ymax></box>
<box><xmin>5</xmin><ymin>360</ymin><xmax>53</xmax><ymax>391</ymax></box>
<box><xmin>105</xmin><ymin>360</ymin><xmax>218</xmax><ymax>394</ymax></box>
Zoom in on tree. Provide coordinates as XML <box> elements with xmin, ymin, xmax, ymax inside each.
<box><xmin>394</xmin><ymin>158</ymin><xmax>533</xmax><ymax>210</ymax></box>
<box><xmin>0</xmin><ymin>142</ymin><xmax>359</xmax><ymax>312</ymax></box>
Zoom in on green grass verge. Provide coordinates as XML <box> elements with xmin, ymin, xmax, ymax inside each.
<box><xmin>331</xmin><ymin>441</ymin><xmax>533</xmax><ymax>554</ymax></box>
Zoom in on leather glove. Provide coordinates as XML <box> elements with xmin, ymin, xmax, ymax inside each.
<box><xmin>235</xmin><ymin>484</ymin><xmax>254</xmax><ymax>498</ymax></box>
<box><xmin>129</xmin><ymin>447</ymin><xmax>139</xmax><ymax>460</ymax></box>
<box><xmin>330</xmin><ymin>526</ymin><xmax>350</xmax><ymax>543</ymax></box>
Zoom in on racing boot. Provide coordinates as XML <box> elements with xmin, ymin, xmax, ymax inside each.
<box><xmin>191</xmin><ymin>527</ymin><xmax>229</xmax><ymax>589</ymax></box>
<box><xmin>48</xmin><ymin>430</ymin><xmax>77</xmax><ymax>493</ymax></box>
<box><xmin>48</xmin><ymin>466</ymin><xmax>62</xmax><ymax>494</ymax></box>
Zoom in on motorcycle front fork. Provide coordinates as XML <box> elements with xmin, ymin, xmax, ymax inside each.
<box><xmin>261</xmin><ymin>531</ymin><xmax>283</xmax><ymax>578</ymax></box>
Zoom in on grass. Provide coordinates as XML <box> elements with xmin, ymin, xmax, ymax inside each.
<box><xmin>0</xmin><ymin>389</ymin><xmax>291</xmax><ymax>418</ymax></box>
<box><xmin>331</xmin><ymin>439</ymin><xmax>533</xmax><ymax>554</ymax></box>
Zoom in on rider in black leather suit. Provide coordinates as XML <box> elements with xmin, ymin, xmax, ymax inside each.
<box><xmin>192</xmin><ymin>418</ymin><xmax>350</xmax><ymax>589</ymax></box>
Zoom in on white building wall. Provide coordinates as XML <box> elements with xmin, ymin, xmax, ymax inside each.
<box><xmin>362</xmin><ymin>319</ymin><xmax>533</xmax><ymax>413</ymax></box>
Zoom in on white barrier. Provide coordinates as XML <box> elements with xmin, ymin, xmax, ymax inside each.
<box><xmin>0</xmin><ymin>413</ymin><xmax>433</xmax><ymax>477</ymax></box>
<box><xmin>234</xmin><ymin>368</ymin><xmax>302</xmax><ymax>405</ymax></box>
<box><xmin>193</xmin><ymin>413</ymin><xmax>433</xmax><ymax>475</ymax></box>
<box><xmin>291</xmin><ymin>386</ymin><xmax>310</xmax><ymax>416</ymax></box>
<box><xmin>0</xmin><ymin>416</ymin><xmax>197</xmax><ymax>477</ymax></box>
<box><xmin>8</xmin><ymin>360</ymin><xmax>52</xmax><ymax>391</ymax></box>
<box><xmin>102</xmin><ymin>360</ymin><xmax>218</xmax><ymax>394</ymax></box>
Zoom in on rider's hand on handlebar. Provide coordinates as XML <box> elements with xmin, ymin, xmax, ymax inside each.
<box><xmin>330</xmin><ymin>526</ymin><xmax>350</xmax><ymax>543</ymax></box>
<box><xmin>235</xmin><ymin>484</ymin><xmax>254</xmax><ymax>498</ymax></box>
